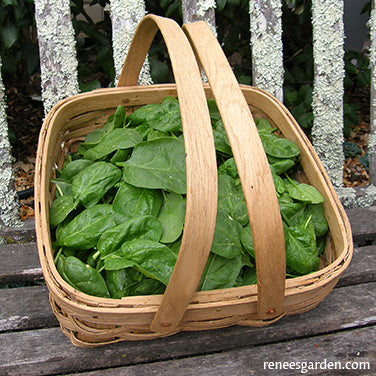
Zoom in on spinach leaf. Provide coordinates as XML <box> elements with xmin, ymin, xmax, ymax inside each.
<box><xmin>104</xmin><ymin>239</ymin><xmax>177</xmax><ymax>286</ymax></box>
<box><xmin>240</xmin><ymin>225</ymin><xmax>255</xmax><ymax>259</ymax></box>
<box><xmin>212</xmin><ymin>119</ymin><xmax>232</xmax><ymax>155</ymax></box>
<box><xmin>72</xmin><ymin>162</ymin><xmax>121</xmax><ymax>208</ymax></box>
<box><xmin>218</xmin><ymin>157</ymin><xmax>239</xmax><ymax>179</ymax></box>
<box><xmin>260</xmin><ymin>133</ymin><xmax>300</xmax><ymax>159</ymax></box>
<box><xmin>283</xmin><ymin>222</ymin><xmax>320</xmax><ymax>275</ymax></box>
<box><xmin>127</xmin><ymin>278</ymin><xmax>165</xmax><ymax>296</ymax></box>
<box><xmin>199</xmin><ymin>253</ymin><xmax>242</xmax><ymax>291</ymax></box>
<box><xmin>210</xmin><ymin>210</ymin><xmax>243</xmax><ymax>259</ymax></box>
<box><xmin>287</xmin><ymin>182</ymin><xmax>324</xmax><ymax>204</ymax></box>
<box><xmin>49</xmin><ymin>195</ymin><xmax>77</xmax><ymax>228</ymax></box>
<box><xmin>83</xmin><ymin>128</ymin><xmax>141</xmax><ymax>161</ymax></box>
<box><xmin>218</xmin><ymin>174</ymin><xmax>248</xmax><ymax>226</ymax></box>
<box><xmin>55</xmin><ymin>204</ymin><xmax>116</xmax><ymax>250</ymax></box>
<box><xmin>119</xmin><ymin>137</ymin><xmax>187</xmax><ymax>194</ymax></box>
<box><xmin>237</xmin><ymin>266</ymin><xmax>257</xmax><ymax>286</ymax></box>
<box><xmin>51</xmin><ymin>179</ymin><xmax>72</xmax><ymax>197</ymax></box>
<box><xmin>97</xmin><ymin>215</ymin><xmax>162</xmax><ymax>257</ymax></box>
<box><xmin>105</xmin><ymin>268</ymin><xmax>142</xmax><ymax>299</ymax></box>
<box><xmin>62</xmin><ymin>256</ymin><xmax>110</xmax><ymax>298</ymax></box>
<box><xmin>157</xmin><ymin>192</ymin><xmax>186</xmax><ymax>243</ymax></box>
<box><xmin>305</xmin><ymin>203</ymin><xmax>328</xmax><ymax>237</ymax></box>
<box><xmin>112</xmin><ymin>181</ymin><xmax>163</xmax><ymax>220</ymax></box>
<box><xmin>56</xmin><ymin>159</ymin><xmax>94</xmax><ymax>182</ymax></box>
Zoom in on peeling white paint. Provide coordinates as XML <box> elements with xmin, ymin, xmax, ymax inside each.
<box><xmin>109</xmin><ymin>0</ymin><xmax>152</xmax><ymax>85</ymax></box>
<box><xmin>249</xmin><ymin>0</ymin><xmax>284</xmax><ymax>102</ymax></box>
<box><xmin>0</xmin><ymin>56</ymin><xmax>23</xmax><ymax>228</ymax></box>
<box><xmin>34</xmin><ymin>0</ymin><xmax>79</xmax><ymax>114</ymax></box>
<box><xmin>341</xmin><ymin>316</ymin><xmax>376</xmax><ymax>329</ymax></box>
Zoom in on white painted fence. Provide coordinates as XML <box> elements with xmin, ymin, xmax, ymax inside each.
<box><xmin>1</xmin><ymin>0</ymin><xmax>376</xmax><ymax>227</ymax></box>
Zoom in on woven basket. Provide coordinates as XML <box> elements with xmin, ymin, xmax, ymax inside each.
<box><xmin>35</xmin><ymin>15</ymin><xmax>353</xmax><ymax>348</ymax></box>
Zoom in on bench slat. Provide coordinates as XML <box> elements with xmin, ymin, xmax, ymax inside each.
<box><xmin>67</xmin><ymin>326</ymin><xmax>376</xmax><ymax>376</ymax></box>
<box><xmin>0</xmin><ymin>285</ymin><xmax>57</xmax><ymax>332</ymax></box>
<box><xmin>0</xmin><ymin>243</ymin><xmax>42</xmax><ymax>284</ymax></box>
<box><xmin>1</xmin><ymin>281</ymin><xmax>375</xmax><ymax>375</ymax></box>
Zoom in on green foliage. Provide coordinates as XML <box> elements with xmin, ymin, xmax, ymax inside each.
<box><xmin>51</xmin><ymin>99</ymin><xmax>329</xmax><ymax>299</ymax></box>
<box><xmin>0</xmin><ymin>0</ymin><xmax>39</xmax><ymax>78</ymax></box>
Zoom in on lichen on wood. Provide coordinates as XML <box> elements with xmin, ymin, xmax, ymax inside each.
<box><xmin>249</xmin><ymin>0</ymin><xmax>284</xmax><ymax>102</ymax></box>
<box><xmin>311</xmin><ymin>0</ymin><xmax>345</xmax><ymax>190</ymax></box>
<box><xmin>34</xmin><ymin>0</ymin><xmax>79</xmax><ymax>115</ymax></box>
<box><xmin>182</xmin><ymin>0</ymin><xmax>216</xmax><ymax>35</ymax></box>
<box><xmin>368</xmin><ymin>0</ymin><xmax>376</xmax><ymax>187</ymax></box>
<box><xmin>109</xmin><ymin>0</ymin><xmax>152</xmax><ymax>85</ymax></box>
<box><xmin>0</xmin><ymin>56</ymin><xmax>22</xmax><ymax>228</ymax></box>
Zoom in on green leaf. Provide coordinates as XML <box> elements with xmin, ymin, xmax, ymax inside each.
<box><xmin>49</xmin><ymin>195</ymin><xmax>77</xmax><ymax>228</ymax></box>
<box><xmin>217</xmin><ymin>174</ymin><xmax>248</xmax><ymax>226</ymax></box>
<box><xmin>240</xmin><ymin>225</ymin><xmax>254</xmax><ymax>259</ymax></box>
<box><xmin>83</xmin><ymin>128</ymin><xmax>142</xmax><ymax>160</ymax></box>
<box><xmin>105</xmin><ymin>239</ymin><xmax>177</xmax><ymax>286</ymax></box>
<box><xmin>283</xmin><ymin>223</ymin><xmax>320</xmax><ymax>275</ymax></box>
<box><xmin>218</xmin><ymin>158</ymin><xmax>239</xmax><ymax>179</ymax></box>
<box><xmin>105</xmin><ymin>268</ymin><xmax>142</xmax><ymax>299</ymax></box>
<box><xmin>57</xmin><ymin>159</ymin><xmax>94</xmax><ymax>182</ymax></box>
<box><xmin>157</xmin><ymin>192</ymin><xmax>186</xmax><ymax>243</ymax></box>
<box><xmin>97</xmin><ymin>215</ymin><xmax>162</xmax><ymax>257</ymax></box>
<box><xmin>0</xmin><ymin>21</ymin><xmax>19</xmax><ymax>49</ymax></box>
<box><xmin>112</xmin><ymin>181</ymin><xmax>163</xmax><ymax>220</ymax></box>
<box><xmin>199</xmin><ymin>253</ymin><xmax>242</xmax><ymax>291</ymax></box>
<box><xmin>120</xmin><ymin>137</ymin><xmax>187</xmax><ymax>194</ymax></box>
<box><xmin>79</xmin><ymin>80</ymin><xmax>101</xmax><ymax>93</ymax></box>
<box><xmin>260</xmin><ymin>133</ymin><xmax>300</xmax><ymax>159</ymax></box>
<box><xmin>287</xmin><ymin>182</ymin><xmax>324</xmax><ymax>204</ymax></box>
<box><xmin>213</xmin><ymin>119</ymin><xmax>232</xmax><ymax>155</ymax></box>
<box><xmin>72</xmin><ymin>162</ymin><xmax>121</xmax><ymax>207</ymax></box>
<box><xmin>55</xmin><ymin>204</ymin><xmax>116</xmax><ymax>250</ymax></box>
<box><xmin>210</xmin><ymin>211</ymin><xmax>243</xmax><ymax>259</ymax></box>
<box><xmin>62</xmin><ymin>256</ymin><xmax>110</xmax><ymax>297</ymax></box>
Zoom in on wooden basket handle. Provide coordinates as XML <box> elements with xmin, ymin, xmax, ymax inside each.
<box><xmin>183</xmin><ymin>21</ymin><xmax>286</xmax><ymax>321</ymax></box>
<box><xmin>117</xmin><ymin>15</ymin><xmax>218</xmax><ymax>334</ymax></box>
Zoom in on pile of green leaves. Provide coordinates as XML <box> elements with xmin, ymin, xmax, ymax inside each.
<box><xmin>50</xmin><ymin>96</ymin><xmax>328</xmax><ymax>299</ymax></box>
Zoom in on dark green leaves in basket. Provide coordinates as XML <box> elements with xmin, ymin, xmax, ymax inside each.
<box><xmin>119</xmin><ymin>137</ymin><xmax>187</xmax><ymax>194</ymax></box>
<box><xmin>57</xmin><ymin>255</ymin><xmax>110</xmax><ymax>298</ymax></box>
<box><xmin>72</xmin><ymin>162</ymin><xmax>121</xmax><ymax>208</ymax></box>
<box><xmin>49</xmin><ymin>99</ymin><xmax>330</xmax><ymax>299</ymax></box>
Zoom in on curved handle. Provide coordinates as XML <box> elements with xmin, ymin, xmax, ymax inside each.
<box><xmin>183</xmin><ymin>21</ymin><xmax>286</xmax><ymax>321</ymax></box>
<box><xmin>118</xmin><ymin>15</ymin><xmax>218</xmax><ymax>333</ymax></box>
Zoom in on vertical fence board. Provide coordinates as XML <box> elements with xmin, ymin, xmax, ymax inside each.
<box><xmin>249</xmin><ymin>0</ymin><xmax>284</xmax><ymax>102</ymax></box>
<box><xmin>311</xmin><ymin>0</ymin><xmax>345</xmax><ymax>190</ymax></box>
<box><xmin>0</xmin><ymin>56</ymin><xmax>22</xmax><ymax>229</ymax></box>
<box><xmin>34</xmin><ymin>0</ymin><xmax>80</xmax><ymax>114</ymax></box>
<box><xmin>182</xmin><ymin>0</ymin><xmax>216</xmax><ymax>34</ymax></box>
<box><xmin>109</xmin><ymin>0</ymin><xmax>152</xmax><ymax>85</ymax></box>
<box><xmin>369</xmin><ymin>0</ymin><xmax>376</xmax><ymax>186</ymax></box>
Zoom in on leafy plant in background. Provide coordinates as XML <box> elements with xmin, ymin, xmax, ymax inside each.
<box><xmin>0</xmin><ymin>0</ymin><xmax>39</xmax><ymax>79</ymax></box>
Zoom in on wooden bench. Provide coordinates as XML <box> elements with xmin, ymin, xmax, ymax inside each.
<box><xmin>0</xmin><ymin>207</ymin><xmax>375</xmax><ymax>375</ymax></box>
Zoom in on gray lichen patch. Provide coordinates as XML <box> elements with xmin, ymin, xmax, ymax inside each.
<box><xmin>249</xmin><ymin>0</ymin><xmax>284</xmax><ymax>102</ymax></box>
<box><xmin>34</xmin><ymin>0</ymin><xmax>79</xmax><ymax>114</ymax></box>
<box><xmin>109</xmin><ymin>0</ymin><xmax>152</xmax><ymax>85</ymax></box>
<box><xmin>0</xmin><ymin>56</ymin><xmax>22</xmax><ymax>228</ymax></box>
<box><xmin>368</xmin><ymin>6</ymin><xmax>376</xmax><ymax>185</ymax></box>
<box><xmin>311</xmin><ymin>0</ymin><xmax>345</xmax><ymax>190</ymax></box>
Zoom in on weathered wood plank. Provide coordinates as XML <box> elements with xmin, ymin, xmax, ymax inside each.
<box><xmin>0</xmin><ymin>285</ymin><xmax>57</xmax><ymax>332</ymax></box>
<box><xmin>0</xmin><ymin>219</ymin><xmax>35</xmax><ymax>244</ymax></box>
<box><xmin>0</xmin><ymin>243</ymin><xmax>42</xmax><ymax>284</ymax></box>
<box><xmin>0</xmin><ymin>241</ymin><xmax>374</xmax><ymax>333</ymax></box>
<box><xmin>68</xmin><ymin>326</ymin><xmax>376</xmax><ymax>376</ymax></box>
<box><xmin>1</xmin><ymin>282</ymin><xmax>375</xmax><ymax>375</ymax></box>
<box><xmin>337</xmin><ymin>245</ymin><xmax>376</xmax><ymax>287</ymax></box>
<box><xmin>345</xmin><ymin>206</ymin><xmax>376</xmax><ymax>244</ymax></box>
